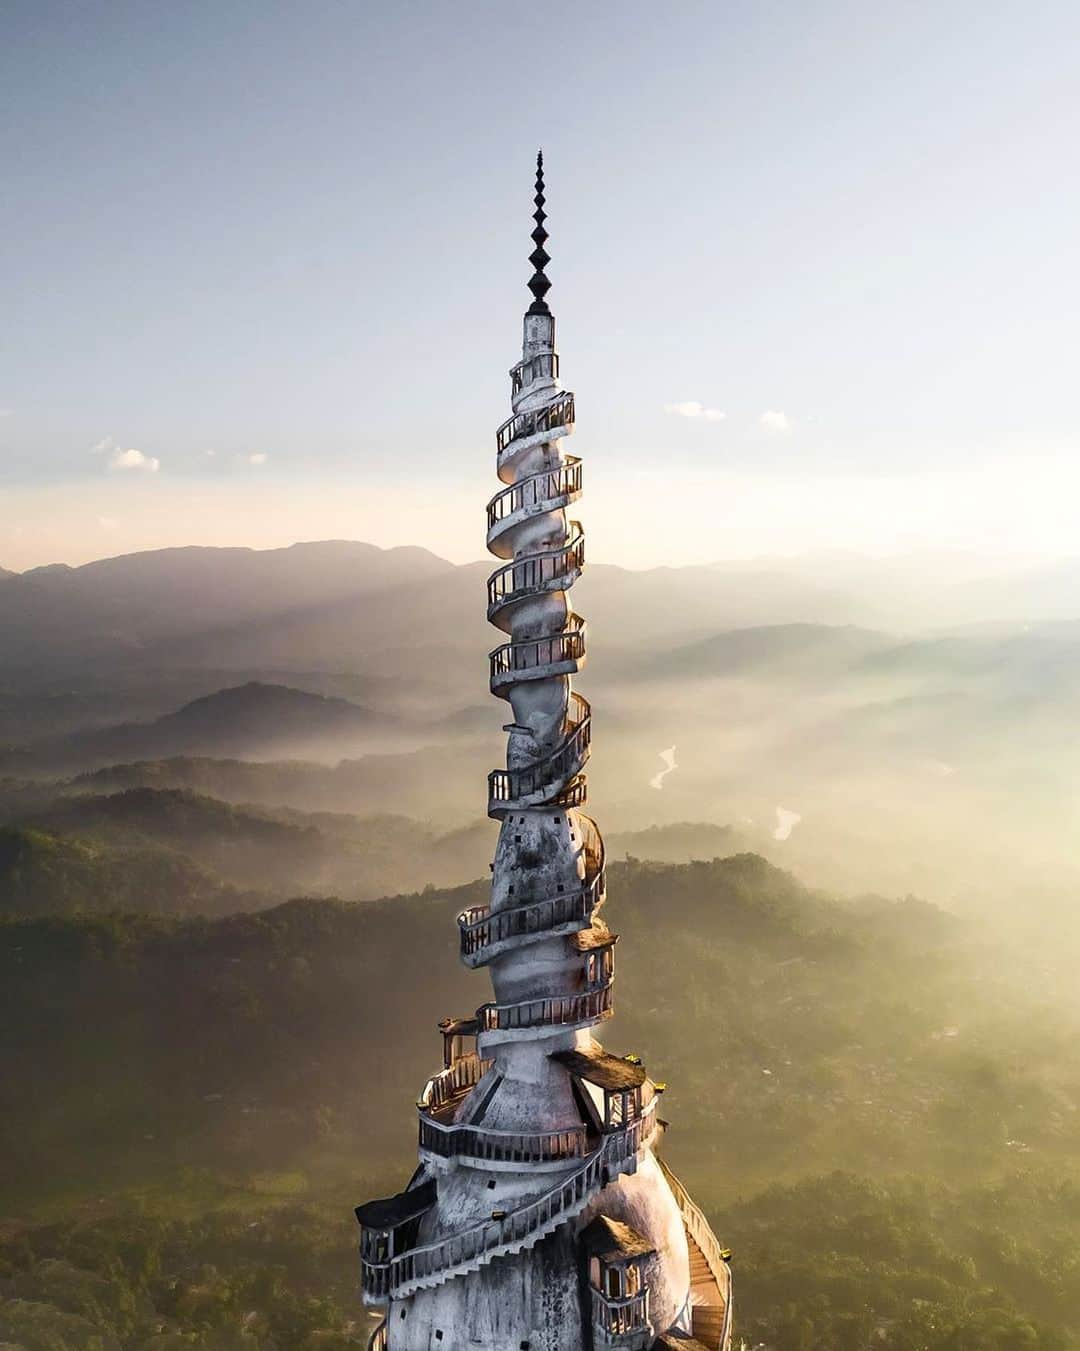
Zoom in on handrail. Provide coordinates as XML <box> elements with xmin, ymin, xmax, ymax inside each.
<box><xmin>719</xmin><ymin>1278</ymin><xmax>734</xmax><ymax>1351</ymax></box>
<box><xmin>386</xmin><ymin>1103</ymin><xmax>655</xmax><ymax>1299</ymax></box>
<box><xmin>419</xmin><ymin>1116</ymin><xmax>589</xmax><ymax>1165</ymax></box>
<box><xmin>579</xmin><ymin>811</ymin><xmax>604</xmax><ymax>879</ymax></box>
<box><xmin>486</xmin><ymin>528</ymin><xmax>584</xmax><ymax>618</ymax></box>
<box><xmin>489</xmin><ymin>613</ymin><xmax>587</xmax><ymax>690</ymax></box>
<box><xmin>367</xmin><ymin>1318</ymin><xmax>388</xmax><ymax>1351</ymax></box>
<box><xmin>496</xmin><ymin>391</ymin><xmax>575</xmax><ymax>454</ymax></box>
<box><xmin>458</xmin><ymin>866</ymin><xmax>604</xmax><ymax>962</ymax></box>
<box><xmin>417</xmin><ymin>1052</ymin><xmax>492</xmax><ymax>1114</ymax></box>
<box><xmin>510</xmin><ymin>350</ymin><xmax>559</xmax><ymax>395</ymax></box>
<box><xmin>658</xmin><ymin>1158</ymin><xmax>733</xmax><ymax>1348</ymax></box>
<box><xmin>591</xmin><ymin>1286</ymin><xmax>650</xmax><ymax>1340</ymax></box>
<box><xmin>488</xmin><ymin>692</ymin><xmax>591</xmax><ymax>809</ymax></box>
<box><xmin>477</xmin><ymin>978</ymin><xmax>613</xmax><ymax>1035</ymax></box>
<box><xmin>487</xmin><ymin>458</ymin><xmax>582</xmax><ymax>531</ymax></box>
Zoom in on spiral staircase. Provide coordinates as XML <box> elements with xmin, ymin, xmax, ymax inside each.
<box><xmin>356</xmin><ymin>153</ymin><xmax>732</xmax><ymax>1351</ymax></box>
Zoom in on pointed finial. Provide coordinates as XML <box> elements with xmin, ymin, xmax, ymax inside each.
<box><xmin>527</xmin><ymin>148</ymin><xmax>551</xmax><ymax>315</ymax></box>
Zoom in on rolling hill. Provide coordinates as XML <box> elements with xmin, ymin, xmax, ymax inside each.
<box><xmin>8</xmin><ymin>787</ymin><xmax>496</xmax><ymax>905</ymax></box>
<box><xmin>0</xmin><ymin>682</ymin><xmax>395</xmax><ymax>773</ymax></box>
<box><xmin>4</xmin><ymin>855</ymin><xmax>1080</xmax><ymax>1348</ymax></box>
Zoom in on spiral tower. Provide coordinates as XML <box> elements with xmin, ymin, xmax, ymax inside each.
<box><xmin>356</xmin><ymin>155</ymin><xmax>733</xmax><ymax>1351</ymax></box>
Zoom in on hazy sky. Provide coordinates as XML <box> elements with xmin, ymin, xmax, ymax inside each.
<box><xmin>4</xmin><ymin>1</ymin><xmax>1080</xmax><ymax>571</ymax></box>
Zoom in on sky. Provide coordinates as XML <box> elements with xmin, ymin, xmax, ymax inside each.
<box><xmin>3</xmin><ymin>1</ymin><xmax>1080</xmax><ymax>572</ymax></box>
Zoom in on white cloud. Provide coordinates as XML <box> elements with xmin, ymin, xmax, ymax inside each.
<box><xmin>91</xmin><ymin>436</ymin><xmax>115</xmax><ymax>455</ymax></box>
<box><xmin>664</xmin><ymin>400</ymin><xmax>726</xmax><ymax>422</ymax></box>
<box><xmin>760</xmin><ymin>410</ymin><xmax>791</xmax><ymax>433</ymax></box>
<box><xmin>108</xmin><ymin>447</ymin><xmax>160</xmax><ymax>473</ymax></box>
<box><xmin>246</xmin><ymin>452</ymin><xmax>268</xmax><ymax>466</ymax></box>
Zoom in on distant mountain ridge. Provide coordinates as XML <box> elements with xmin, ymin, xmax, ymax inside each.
<box><xmin>0</xmin><ymin>540</ymin><xmax>454</xmax><ymax>671</ymax></box>
<box><xmin>6</xmin><ymin>538</ymin><xmax>1080</xmax><ymax>686</ymax></box>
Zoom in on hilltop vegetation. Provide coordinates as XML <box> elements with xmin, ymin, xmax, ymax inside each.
<box><xmin>0</xmin><ymin>824</ymin><xmax>249</xmax><ymax>917</ymax></box>
<box><xmin>0</xmin><ymin>780</ymin><xmax>766</xmax><ymax>916</ymax></box>
<box><xmin>4</xmin><ymin>854</ymin><xmax>1077</xmax><ymax>1198</ymax></box>
<box><xmin>4</xmin><ymin>855</ymin><xmax>1080</xmax><ymax>1346</ymax></box>
<box><xmin>4</xmin><ymin>787</ymin><xmax>492</xmax><ymax>905</ymax></box>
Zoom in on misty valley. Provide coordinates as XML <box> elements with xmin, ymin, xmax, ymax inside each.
<box><xmin>1</xmin><ymin>542</ymin><xmax>1080</xmax><ymax>1349</ymax></box>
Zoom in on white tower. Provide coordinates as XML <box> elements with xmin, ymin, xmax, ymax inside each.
<box><xmin>357</xmin><ymin>155</ymin><xmax>732</xmax><ymax>1351</ymax></box>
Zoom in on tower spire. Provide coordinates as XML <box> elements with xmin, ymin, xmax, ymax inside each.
<box><xmin>527</xmin><ymin>148</ymin><xmax>551</xmax><ymax>315</ymax></box>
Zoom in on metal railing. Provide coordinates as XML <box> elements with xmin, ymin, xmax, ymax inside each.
<box><xmin>510</xmin><ymin>350</ymin><xmax>559</xmax><ymax>395</ymax></box>
<box><xmin>496</xmin><ymin>392</ymin><xmax>575</xmax><ymax>454</ymax></box>
<box><xmin>489</xmin><ymin>613</ymin><xmax>586</xmax><ymax>690</ymax></box>
<box><xmin>486</xmin><ymin>529</ymin><xmax>584</xmax><ymax>619</ymax></box>
<box><xmin>591</xmin><ymin>1287</ymin><xmax>650</xmax><ymax>1342</ymax></box>
<box><xmin>488</xmin><ymin>692</ymin><xmax>591</xmax><ymax>810</ymax></box>
<box><xmin>419</xmin><ymin>1116</ymin><xmax>589</xmax><ymax>1165</ymax></box>
<box><xmin>487</xmin><ymin>458</ymin><xmax>582</xmax><ymax>531</ymax></box>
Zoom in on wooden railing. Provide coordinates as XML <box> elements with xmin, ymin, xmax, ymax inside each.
<box><xmin>487</xmin><ymin>458</ymin><xmax>582</xmax><ymax>531</ymax></box>
<box><xmin>579</xmin><ymin>811</ymin><xmax>604</xmax><ymax>880</ymax></box>
<box><xmin>361</xmin><ymin>1257</ymin><xmax>391</xmax><ymax>1305</ymax></box>
<box><xmin>658</xmin><ymin>1159</ymin><xmax>734</xmax><ymax>1349</ymax></box>
<box><xmin>417</xmin><ymin>1052</ymin><xmax>492</xmax><ymax>1114</ymax></box>
<box><xmin>510</xmin><ymin>350</ymin><xmax>559</xmax><ymax>395</ymax></box>
<box><xmin>591</xmin><ymin>1287</ymin><xmax>650</xmax><ymax>1342</ymax></box>
<box><xmin>477</xmin><ymin>979</ymin><xmax>613</xmax><ymax>1036</ymax></box>
<box><xmin>489</xmin><ymin>613</ymin><xmax>587</xmax><ymax>691</ymax></box>
<box><xmin>457</xmin><ymin>867</ymin><xmax>603</xmax><ymax>963</ymax></box>
<box><xmin>388</xmin><ymin>1111</ymin><xmax>648</xmax><ymax>1299</ymax></box>
<box><xmin>496</xmin><ymin>391</ymin><xmax>575</xmax><ymax>453</ymax></box>
<box><xmin>419</xmin><ymin>1115</ymin><xmax>589</xmax><ymax>1165</ymax></box>
<box><xmin>488</xmin><ymin>692</ymin><xmax>591</xmax><ymax>811</ymax></box>
<box><xmin>486</xmin><ymin>528</ymin><xmax>584</xmax><ymax>618</ymax></box>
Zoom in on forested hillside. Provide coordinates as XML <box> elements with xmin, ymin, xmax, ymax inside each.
<box><xmin>4</xmin><ymin>855</ymin><xmax>1080</xmax><ymax>1347</ymax></box>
